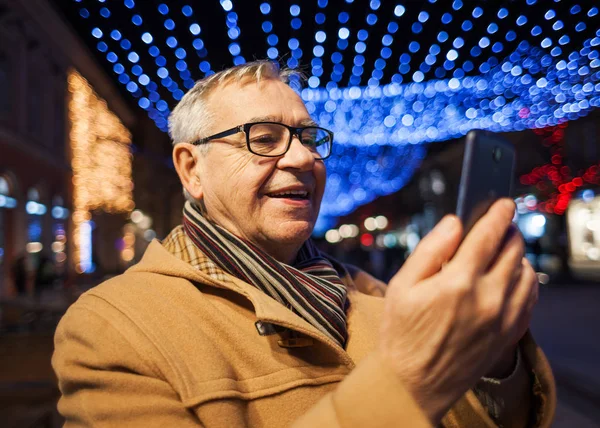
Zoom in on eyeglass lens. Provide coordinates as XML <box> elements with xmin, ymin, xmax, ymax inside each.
<box><xmin>248</xmin><ymin>123</ymin><xmax>331</xmax><ymax>158</ymax></box>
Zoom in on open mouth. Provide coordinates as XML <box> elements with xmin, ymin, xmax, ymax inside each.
<box><xmin>267</xmin><ymin>190</ymin><xmax>310</xmax><ymax>200</ymax></box>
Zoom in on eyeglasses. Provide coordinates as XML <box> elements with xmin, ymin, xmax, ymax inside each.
<box><xmin>191</xmin><ymin>121</ymin><xmax>334</xmax><ymax>160</ymax></box>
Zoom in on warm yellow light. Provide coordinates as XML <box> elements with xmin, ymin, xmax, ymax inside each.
<box><xmin>68</xmin><ymin>70</ymin><xmax>134</xmax><ymax>273</ymax></box>
<box><xmin>130</xmin><ymin>210</ymin><xmax>144</xmax><ymax>223</ymax></box>
<box><xmin>26</xmin><ymin>242</ymin><xmax>44</xmax><ymax>253</ymax></box>
<box><xmin>364</xmin><ymin>217</ymin><xmax>377</xmax><ymax>231</ymax></box>
<box><xmin>51</xmin><ymin>241</ymin><xmax>65</xmax><ymax>253</ymax></box>
<box><xmin>375</xmin><ymin>215</ymin><xmax>389</xmax><ymax>230</ymax></box>
<box><xmin>339</xmin><ymin>224</ymin><xmax>353</xmax><ymax>238</ymax></box>
<box><xmin>121</xmin><ymin>248</ymin><xmax>135</xmax><ymax>262</ymax></box>
<box><xmin>325</xmin><ymin>229</ymin><xmax>342</xmax><ymax>244</ymax></box>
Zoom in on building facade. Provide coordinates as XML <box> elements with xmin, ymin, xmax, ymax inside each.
<box><xmin>0</xmin><ymin>0</ymin><xmax>183</xmax><ymax>296</ymax></box>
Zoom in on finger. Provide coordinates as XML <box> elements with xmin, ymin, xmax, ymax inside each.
<box><xmin>521</xmin><ymin>259</ymin><xmax>540</xmax><ymax>319</ymax></box>
<box><xmin>512</xmin><ymin>272</ymin><xmax>538</xmax><ymax>346</ymax></box>
<box><xmin>452</xmin><ymin>198</ymin><xmax>516</xmax><ymax>275</ymax></box>
<box><xmin>528</xmin><ymin>270</ymin><xmax>540</xmax><ymax>310</ymax></box>
<box><xmin>501</xmin><ymin>259</ymin><xmax>537</xmax><ymax>344</ymax></box>
<box><xmin>486</xmin><ymin>225</ymin><xmax>525</xmax><ymax>296</ymax></box>
<box><xmin>392</xmin><ymin>215</ymin><xmax>462</xmax><ymax>285</ymax></box>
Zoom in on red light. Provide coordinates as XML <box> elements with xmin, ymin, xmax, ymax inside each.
<box><xmin>573</xmin><ymin>177</ymin><xmax>583</xmax><ymax>187</ymax></box>
<box><xmin>360</xmin><ymin>233</ymin><xmax>374</xmax><ymax>247</ymax></box>
<box><xmin>551</xmin><ymin>155</ymin><xmax>562</xmax><ymax>165</ymax></box>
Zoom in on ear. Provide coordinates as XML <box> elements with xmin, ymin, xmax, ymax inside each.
<box><xmin>173</xmin><ymin>143</ymin><xmax>204</xmax><ymax>200</ymax></box>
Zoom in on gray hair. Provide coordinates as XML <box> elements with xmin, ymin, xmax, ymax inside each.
<box><xmin>169</xmin><ymin>60</ymin><xmax>302</xmax><ymax>147</ymax></box>
<box><xmin>169</xmin><ymin>60</ymin><xmax>302</xmax><ymax>204</ymax></box>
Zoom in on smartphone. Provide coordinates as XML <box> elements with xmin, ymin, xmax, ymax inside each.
<box><xmin>456</xmin><ymin>130</ymin><xmax>516</xmax><ymax>235</ymax></box>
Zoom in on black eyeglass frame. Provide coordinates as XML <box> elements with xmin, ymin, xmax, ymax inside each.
<box><xmin>191</xmin><ymin>121</ymin><xmax>334</xmax><ymax>160</ymax></box>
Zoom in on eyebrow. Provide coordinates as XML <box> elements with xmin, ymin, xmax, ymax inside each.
<box><xmin>246</xmin><ymin>115</ymin><xmax>319</xmax><ymax>127</ymax></box>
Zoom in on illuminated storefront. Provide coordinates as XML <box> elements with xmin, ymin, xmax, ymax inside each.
<box><xmin>567</xmin><ymin>191</ymin><xmax>600</xmax><ymax>279</ymax></box>
<box><xmin>68</xmin><ymin>70</ymin><xmax>134</xmax><ymax>274</ymax></box>
<box><xmin>0</xmin><ymin>176</ymin><xmax>17</xmax><ymax>293</ymax></box>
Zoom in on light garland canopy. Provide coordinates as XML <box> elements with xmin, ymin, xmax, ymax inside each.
<box><xmin>55</xmin><ymin>0</ymin><xmax>600</xmax><ymax>232</ymax></box>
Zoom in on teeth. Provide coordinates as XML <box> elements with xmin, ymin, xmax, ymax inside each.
<box><xmin>270</xmin><ymin>190</ymin><xmax>308</xmax><ymax>197</ymax></box>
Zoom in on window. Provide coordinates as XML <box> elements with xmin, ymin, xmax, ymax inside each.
<box><xmin>55</xmin><ymin>93</ymin><xmax>66</xmax><ymax>154</ymax></box>
<box><xmin>0</xmin><ymin>177</ymin><xmax>9</xmax><ymax>195</ymax></box>
<box><xmin>26</xmin><ymin>188</ymin><xmax>45</xmax><ymax>251</ymax></box>
<box><xmin>0</xmin><ymin>177</ymin><xmax>11</xmax><ymax>285</ymax></box>
<box><xmin>27</xmin><ymin>188</ymin><xmax>39</xmax><ymax>201</ymax></box>
<box><xmin>28</xmin><ymin>69</ymin><xmax>44</xmax><ymax>137</ymax></box>
<box><xmin>0</xmin><ymin>51</ymin><xmax>10</xmax><ymax>114</ymax></box>
<box><xmin>52</xmin><ymin>195</ymin><xmax>68</xmax><ymax>265</ymax></box>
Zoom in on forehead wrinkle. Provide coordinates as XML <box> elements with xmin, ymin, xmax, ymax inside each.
<box><xmin>207</xmin><ymin>80</ymin><xmax>317</xmax><ymax>134</ymax></box>
<box><xmin>298</xmin><ymin>118</ymin><xmax>319</xmax><ymax>127</ymax></box>
<box><xmin>246</xmin><ymin>115</ymin><xmax>319</xmax><ymax>128</ymax></box>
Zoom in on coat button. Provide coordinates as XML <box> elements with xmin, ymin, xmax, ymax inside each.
<box><xmin>277</xmin><ymin>337</ymin><xmax>314</xmax><ymax>348</ymax></box>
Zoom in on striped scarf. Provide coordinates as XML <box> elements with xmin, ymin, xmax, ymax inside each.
<box><xmin>183</xmin><ymin>202</ymin><xmax>349</xmax><ymax>348</ymax></box>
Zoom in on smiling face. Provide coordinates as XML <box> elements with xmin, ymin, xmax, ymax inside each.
<box><xmin>189</xmin><ymin>78</ymin><xmax>327</xmax><ymax>263</ymax></box>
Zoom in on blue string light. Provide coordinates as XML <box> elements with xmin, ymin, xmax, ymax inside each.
<box><xmin>221</xmin><ymin>1</ymin><xmax>244</xmax><ymax>65</ymax></box>
<box><xmin>286</xmin><ymin>4</ymin><xmax>303</xmax><ymax>69</ymax></box>
<box><xmin>182</xmin><ymin>5</ymin><xmax>193</xmax><ymax>17</ymax></box>
<box><xmin>328</xmin><ymin>5</ymin><xmax>352</xmax><ymax>85</ymax></box>
<box><xmin>91</xmin><ymin>27</ymin><xmax>103</xmax><ymax>39</ymax></box>
<box><xmin>92</xmin><ymin>1</ymin><xmax>180</xmax><ymax>130</ymax></box>
<box><xmin>394</xmin><ymin>5</ymin><xmax>405</xmax><ymax>17</ymax></box>
<box><xmin>259</xmin><ymin>2</ymin><xmax>278</xmax><ymax>60</ymax></box>
<box><xmin>310</xmin><ymin>0</ymin><xmax>328</xmax><ymax>88</ymax></box>
<box><xmin>313</xmin><ymin>133</ymin><xmax>427</xmax><ymax>235</ymax></box>
<box><xmin>347</xmin><ymin>1</ymin><xmax>380</xmax><ymax>87</ymax></box>
<box><xmin>71</xmin><ymin>0</ymin><xmax>600</xmax><ymax>225</ymax></box>
<box><xmin>366</xmin><ymin>10</ymin><xmax>399</xmax><ymax>87</ymax></box>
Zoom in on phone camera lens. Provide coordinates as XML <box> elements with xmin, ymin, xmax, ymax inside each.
<box><xmin>492</xmin><ymin>147</ymin><xmax>502</xmax><ymax>162</ymax></box>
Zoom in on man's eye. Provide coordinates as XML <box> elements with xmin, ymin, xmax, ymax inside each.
<box><xmin>251</xmin><ymin>134</ymin><xmax>279</xmax><ymax>144</ymax></box>
<box><xmin>303</xmin><ymin>136</ymin><xmax>326</xmax><ymax>147</ymax></box>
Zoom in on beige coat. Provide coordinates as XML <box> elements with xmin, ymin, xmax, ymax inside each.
<box><xmin>52</xmin><ymin>240</ymin><xmax>556</xmax><ymax>427</ymax></box>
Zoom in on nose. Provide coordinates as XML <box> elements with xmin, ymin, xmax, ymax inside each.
<box><xmin>276</xmin><ymin>135</ymin><xmax>315</xmax><ymax>171</ymax></box>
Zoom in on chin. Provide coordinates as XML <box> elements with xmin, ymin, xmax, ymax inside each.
<box><xmin>270</xmin><ymin>220</ymin><xmax>314</xmax><ymax>244</ymax></box>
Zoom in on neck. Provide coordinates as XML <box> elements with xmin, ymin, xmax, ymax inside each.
<box><xmin>255</xmin><ymin>240</ymin><xmax>301</xmax><ymax>265</ymax></box>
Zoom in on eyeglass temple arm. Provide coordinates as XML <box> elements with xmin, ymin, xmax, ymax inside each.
<box><xmin>192</xmin><ymin>125</ymin><xmax>243</xmax><ymax>145</ymax></box>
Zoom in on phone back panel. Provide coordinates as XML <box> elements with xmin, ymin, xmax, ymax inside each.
<box><xmin>456</xmin><ymin>130</ymin><xmax>516</xmax><ymax>234</ymax></box>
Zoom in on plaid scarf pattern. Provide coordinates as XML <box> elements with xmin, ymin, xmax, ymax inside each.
<box><xmin>182</xmin><ymin>202</ymin><xmax>349</xmax><ymax>348</ymax></box>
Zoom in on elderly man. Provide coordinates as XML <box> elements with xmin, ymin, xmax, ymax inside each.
<box><xmin>53</xmin><ymin>61</ymin><xmax>555</xmax><ymax>427</ymax></box>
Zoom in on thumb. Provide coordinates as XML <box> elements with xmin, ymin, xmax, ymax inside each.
<box><xmin>392</xmin><ymin>215</ymin><xmax>462</xmax><ymax>285</ymax></box>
